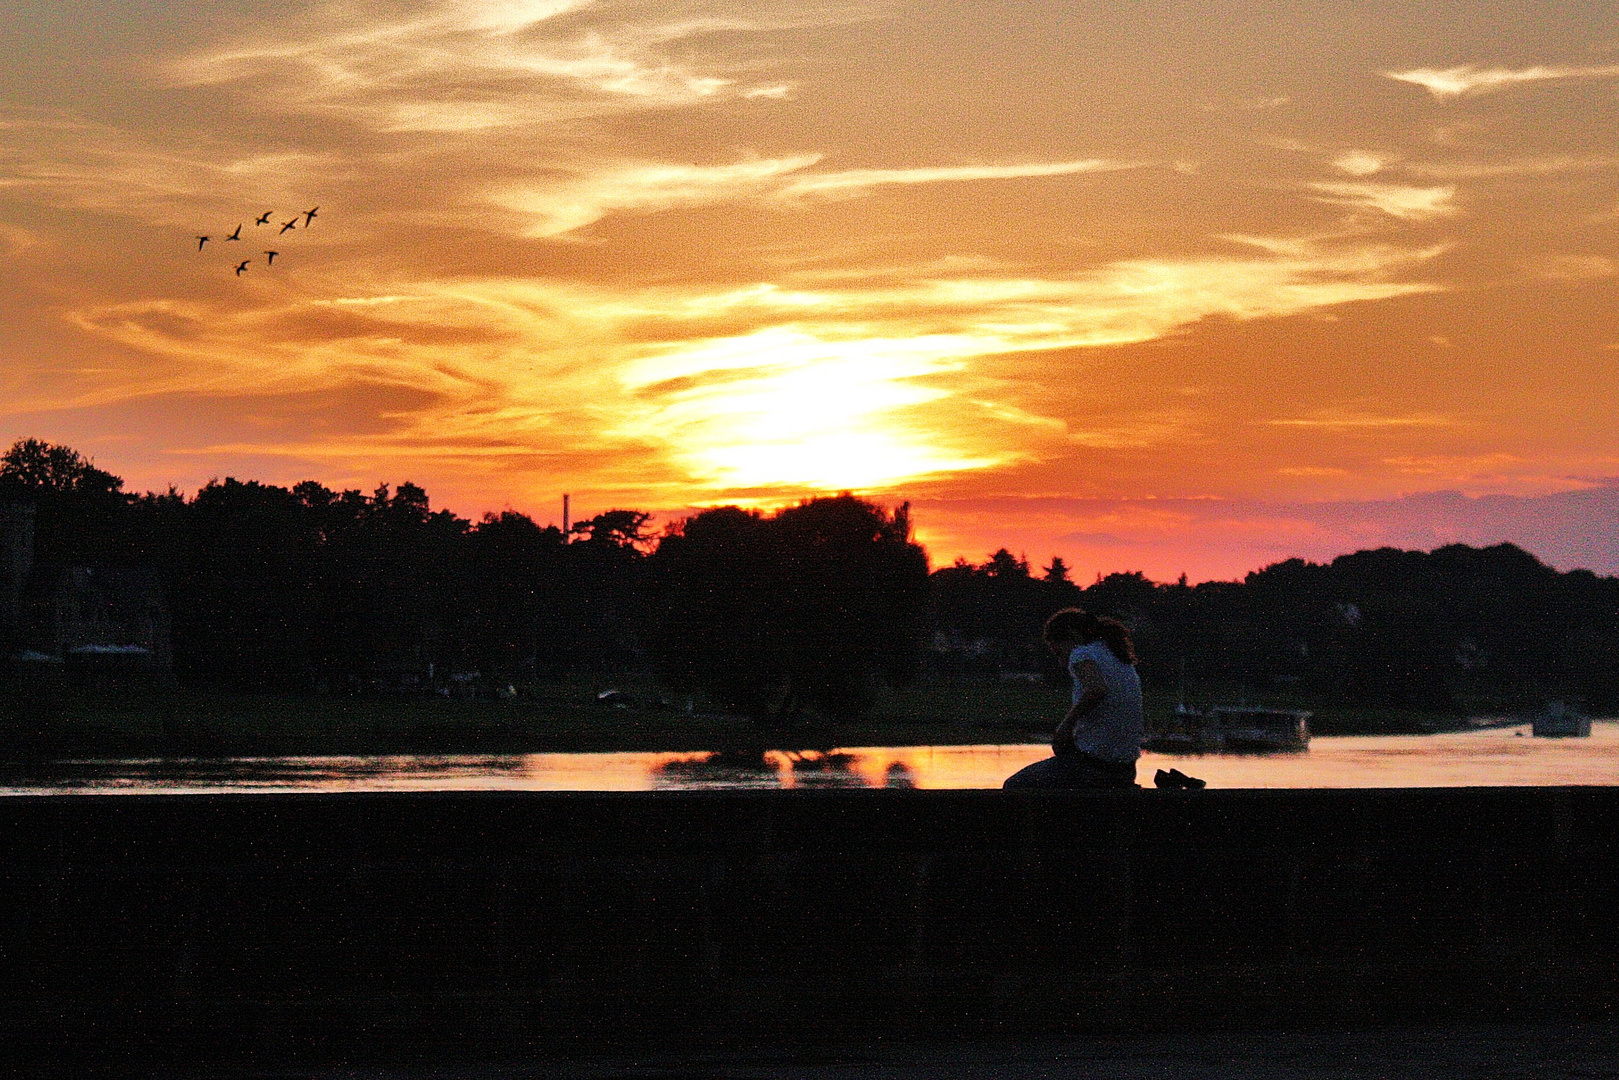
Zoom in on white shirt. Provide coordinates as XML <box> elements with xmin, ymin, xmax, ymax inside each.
<box><xmin>1069</xmin><ymin>641</ymin><xmax>1143</xmax><ymax>764</ymax></box>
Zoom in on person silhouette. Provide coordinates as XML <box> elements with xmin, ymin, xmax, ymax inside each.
<box><xmin>1003</xmin><ymin>608</ymin><xmax>1142</xmax><ymax>789</ymax></box>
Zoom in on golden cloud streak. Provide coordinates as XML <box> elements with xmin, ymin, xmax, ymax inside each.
<box><xmin>1267</xmin><ymin>411</ymin><xmax>1456</xmax><ymax>432</ymax></box>
<box><xmin>1406</xmin><ymin>155</ymin><xmax>1619</xmax><ymax>180</ymax></box>
<box><xmin>168</xmin><ymin>0</ymin><xmax>873</xmax><ymax>131</ymax></box>
<box><xmin>490</xmin><ymin>155</ymin><xmax>1140</xmax><ymax>236</ymax></box>
<box><xmin>492</xmin><ymin>156</ymin><xmax>822</xmax><ymax>236</ymax></box>
<box><xmin>1306</xmin><ymin>181</ymin><xmax>1458</xmax><ymax>222</ymax></box>
<box><xmin>0</xmin><ymin>115</ymin><xmax>341</xmax><ymax>225</ymax></box>
<box><xmin>1387</xmin><ymin>63</ymin><xmax>1619</xmax><ymax>99</ymax></box>
<box><xmin>773</xmin><ymin>159</ymin><xmax>1139</xmax><ymax>198</ymax></box>
<box><xmin>44</xmin><ymin>232</ymin><xmax>1448</xmax><ymax>497</ymax></box>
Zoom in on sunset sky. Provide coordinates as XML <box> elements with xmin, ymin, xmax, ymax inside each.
<box><xmin>2</xmin><ymin>0</ymin><xmax>1616</xmax><ymax>579</ymax></box>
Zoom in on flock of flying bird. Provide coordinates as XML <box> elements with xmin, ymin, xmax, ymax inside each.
<box><xmin>195</xmin><ymin>206</ymin><xmax>319</xmax><ymax>275</ymax></box>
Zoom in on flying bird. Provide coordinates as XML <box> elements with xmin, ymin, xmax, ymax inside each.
<box><xmin>255</xmin><ymin>212</ymin><xmax>272</xmax><ymax>225</ymax></box>
<box><xmin>225</xmin><ymin>225</ymin><xmax>242</xmax><ymax>241</ymax></box>
<box><xmin>263</xmin><ymin>250</ymin><xmax>279</xmax><ymax>265</ymax></box>
<box><xmin>279</xmin><ymin>219</ymin><xmax>298</xmax><ymax>234</ymax></box>
<box><xmin>235</xmin><ymin>260</ymin><xmax>250</xmax><ymax>275</ymax></box>
<box><xmin>196</xmin><ymin>235</ymin><xmax>210</xmax><ymax>251</ymax></box>
<box><xmin>302</xmin><ymin>206</ymin><xmax>319</xmax><ymax>226</ymax></box>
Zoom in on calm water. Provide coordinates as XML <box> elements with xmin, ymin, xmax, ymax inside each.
<box><xmin>2</xmin><ymin>721</ymin><xmax>1617</xmax><ymax>793</ymax></box>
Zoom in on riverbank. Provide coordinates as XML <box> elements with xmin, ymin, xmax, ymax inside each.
<box><xmin>0</xmin><ymin>678</ymin><xmax>1052</xmax><ymax>757</ymax></box>
<box><xmin>0</xmin><ymin>676</ymin><xmax>1515</xmax><ymax>758</ymax></box>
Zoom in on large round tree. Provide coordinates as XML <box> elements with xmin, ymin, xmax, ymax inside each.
<box><xmin>647</xmin><ymin>495</ymin><xmax>928</xmax><ymax>722</ymax></box>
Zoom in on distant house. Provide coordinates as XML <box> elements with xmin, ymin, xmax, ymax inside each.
<box><xmin>2</xmin><ymin>503</ymin><xmax>174</xmax><ymax>688</ymax></box>
<box><xmin>49</xmin><ymin>567</ymin><xmax>174</xmax><ymax>683</ymax></box>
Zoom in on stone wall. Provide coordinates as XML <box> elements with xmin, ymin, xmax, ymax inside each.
<box><xmin>2</xmin><ymin>787</ymin><xmax>1615</xmax><ymax>1064</ymax></box>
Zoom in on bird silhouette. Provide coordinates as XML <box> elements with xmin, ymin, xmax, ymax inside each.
<box><xmin>235</xmin><ymin>260</ymin><xmax>250</xmax><ymax>275</ymax></box>
<box><xmin>264</xmin><ymin>250</ymin><xmax>279</xmax><ymax>265</ymax></box>
<box><xmin>279</xmin><ymin>219</ymin><xmax>298</xmax><ymax>234</ymax></box>
<box><xmin>225</xmin><ymin>225</ymin><xmax>242</xmax><ymax>241</ymax></box>
<box><xmin>255</xmin><ymin>212</ymin><xmax>273</xmax><ymax>226</ymax></box>
<box><xmin>196</xmin><ymin>236</ymin><xmax>211</xmax><ymax>251</ymax></box>
<box><xmin>302</xmin><ymin>206</ymin><xmax>319</xmax><ymax>226</ymax></box>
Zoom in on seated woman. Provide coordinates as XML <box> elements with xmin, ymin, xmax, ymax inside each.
<box><xmin>1003</xmin><ymin>608</ymin><xmax>1142</xmax><ymax>789</ymax></box>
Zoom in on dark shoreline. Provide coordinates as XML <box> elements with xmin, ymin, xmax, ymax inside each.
<box><xmin>0</xmin><ymin>681</ymin><xmax>1513</xmax><ymax>761</ymax></box>
<box><xmin>0</xmin><ymin>718</ymin><xmax>1052</xmax><ymax>760</ymax></box>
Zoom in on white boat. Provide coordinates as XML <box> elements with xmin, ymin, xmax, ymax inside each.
<box><xmin>1145</xmin><ymin>705</ymin><xmax>1311</xmax><ymax>753</ymax></box>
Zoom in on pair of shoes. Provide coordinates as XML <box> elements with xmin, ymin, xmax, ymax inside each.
<box><xmin>1153</xmin><ymin>767</ymin><xmax>1207</xmax><ymax>790</ymax></box>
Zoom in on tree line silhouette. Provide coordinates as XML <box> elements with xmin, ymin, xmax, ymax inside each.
<box><xmin>3</xmin><ymin>438</ymin><xmax>1615</xmax><ymax>721</ymax></box>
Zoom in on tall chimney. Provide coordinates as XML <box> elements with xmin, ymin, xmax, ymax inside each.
<box><xmin>562</xmin><ymin>493</ymin><xmax>570</xmax><ymax>538</ymax></box>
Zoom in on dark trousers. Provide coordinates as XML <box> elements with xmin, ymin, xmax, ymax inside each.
<box><xmin>1003</xmin><ymin>752</ymin><xmax>1137</xmax><ymax>789</ymax></box>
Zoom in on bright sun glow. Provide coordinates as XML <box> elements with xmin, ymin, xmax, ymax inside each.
<box><xmin>615</xmin><ymin>329</ymin><xmax>1005</xmax><ymax>490</ymax></box>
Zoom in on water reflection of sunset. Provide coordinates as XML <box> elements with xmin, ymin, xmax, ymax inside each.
<box><xmin>4</xmin><ymin>725</ymin><xmax>1619</xmax><ymax>794</ymax></box>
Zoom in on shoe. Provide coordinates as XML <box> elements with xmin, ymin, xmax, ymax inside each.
<box><xmin>1168</xmin><ymin>767</ymin><xmax>1206</xmax><ymax>789</ymax></box>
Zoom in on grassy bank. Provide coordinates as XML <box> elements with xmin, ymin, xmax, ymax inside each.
<box><xmin>0</xmin><ymin>673</ymin><xmax>1498</xmax><ymax>758</ymax></box>
<box><xmin>0</xmin><ymin>676</ymin><xmax>1068</xmax><ymax>757</ymax></box>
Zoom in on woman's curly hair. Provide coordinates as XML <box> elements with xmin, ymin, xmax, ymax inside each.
<box><xmin>1042</xmin><ymin>607</ymin><xmax>1136</xmax><ymax>665</ymax></box>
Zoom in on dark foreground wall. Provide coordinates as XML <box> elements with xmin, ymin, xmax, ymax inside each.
<box><xmin>3</xmin><ymin>788</ymin><xmax>1617</xmax><ymax>1063</ymax></box>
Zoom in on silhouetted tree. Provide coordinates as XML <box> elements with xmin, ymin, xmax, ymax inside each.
<box><xmin>570</xmin><ymin>509</ymin><xmax>654</xmax><ymax>551</ymax></box>
<box><xmin>0</xmin><ymin>438</ymin><xmax>129</xmax><ymax>566</ymax></box>
<box><xmin>646</xmin><ymin>496</ymin><xmax>928</xmax><ymax>721</ymax></box>
<box><xmin>928</xmin><ymin>540</ymin><xmax>1619</xmax><ymax>717</ymax></box>
<box><xmin>0</xmin><ymin>439</ymin><xmax>123</xmax><ymax>498</ymax></box>
<box><xmin>459</xmin><ymin>511</ymin><xmax>564</xmax><ymax>677</ymax></box>
<box><xmin>928</xmin><ymin>548</ymin><xmax>1082</xmax><ymax>676</ymax></box>
<box><xmin>6</xmin><ymin>436</ymin><xmax>1617</xmax><ymax>721</ymax></box>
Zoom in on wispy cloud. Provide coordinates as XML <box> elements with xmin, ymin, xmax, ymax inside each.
<box><xmin>1306</xmin><ymin>180</ymin><xmax>1458</xmax><ymax>221</ymax></box>
<box><xmin>1527</xmin><ymin>254</ymin><xmax>1616</xmax><ymax>281</ymax></box>
<box><xmin>490</xmin><ymin>155</ymin><xmax>1142</xmax><ymax>236</ymax></box>
<box><xmin>1331</xmin><ymin>151</ymin><xmax>1393</xmax><ymax>177</ymax></box>
<box><xmin>775</xmin><ymin>159</ymin><xmax>1139</xmax><ymax>198</ymax></box>
<box><xmin>1267</xmin><ymin>410</ymin><xmax>1456</xmax><ymax>431</ymax></box>
<box><xmin>0</xmin><ymin>114</ymin><xmax>342</xmax><ymax>225</ymax></box>
<box><xmin>1387</xmin><ymin>63</ymin><xmax>1619</xmax><ymax>99</ymax></box>
<box><xmin>0</xmin><ymin>221</ymin><xmax>37</xmax><ymax>258</ymax></box>
<box><xmin>1200</xmin><ymin>95</ymin><xmax>1290</xmax><ymax>113</ymax></box>
<box><xmin>492</xmin><ymin>156</ymin><xmax>822</xmax><ymax>236</ymax></box>
<box><xmin>168</xmin><ymin>0</ymin><xmax>873</xmax><ymax>131</ymax></box>
<box><xmin>1406</xmin><ymin>154</ymin><xmax>1619</xmax><ymax>180</ymax></box>
<box><xmin>1381</xmin><ymin>452</ymin><xmax>1528</xmax><ymax>478</ymax></box>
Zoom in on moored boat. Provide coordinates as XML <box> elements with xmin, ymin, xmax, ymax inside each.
<box><xmin>1144</xmin><ymin>705</ymin><xmax>1311</xmax><ymax>753</ymax></box>
<box><xmin>1213</xmin><ymin>706</ymin><xmax>1311</xmax><ymax>751</ymax></box>
<box><xmin>1531</xmin><ymin>701</ymin><xmax>1590</xmax><ymax>738</ymax></box>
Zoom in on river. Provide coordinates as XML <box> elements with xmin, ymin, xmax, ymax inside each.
<box><xmin>1</xmin><ymin>720</ymin><xmax>1615</xmax><ymax>793</ymax></box>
